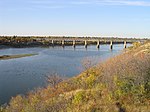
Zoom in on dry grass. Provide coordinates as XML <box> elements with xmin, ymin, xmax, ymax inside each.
<box><xmin>1</xmin><ymin>41</ymin><xmax>150</xmax><ymax>112</ymax></box>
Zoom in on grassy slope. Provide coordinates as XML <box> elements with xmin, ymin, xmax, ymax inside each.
<box><xmin>1</xmin><ymin>41</ymin><xmax>150</xmax><ymax>112</ymax></box>
<box><xmin>0</xmin><ymin>54</ymin><xmax>38</xmax><ymax>60</ymax></box>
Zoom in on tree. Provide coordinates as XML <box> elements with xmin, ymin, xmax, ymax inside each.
<box><xmin>46</xmin><ymin>73</ymin><xmax>64</xmax><ymax>89</ymax></box>
<box><xmin>81</xmin><ymin>57</ymin><xmax>95</xmax><ymax>76</ymax></box>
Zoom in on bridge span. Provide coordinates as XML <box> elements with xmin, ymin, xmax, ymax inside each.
<box><xmin>1</xmin><ymin>36</ymin><xmax>148</xmax><ymax>49</ymax></box>
<box><xmin>34</xmin><ymin>37</ymin><xmax>146</xmax><ymax>49</ymax></box>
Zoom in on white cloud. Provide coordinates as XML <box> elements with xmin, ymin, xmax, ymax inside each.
<box><xmin>105</xmin><ymin>0</ymin><xmax>150</xmax><ymax>6</ymax></box>
<box><xmin>28</xmin><ymin>0</ymin><xmax>150</xmax><ymax>10</ymax></box>
<box><xmin>71</xmin><ymin>0</ymin><xmax>150</xmax><ymax>6</ymax></box>
<box><xmin>4</xmin><ymin>0</ymin><xmax>150</xmax><ymax>11</ymax></box>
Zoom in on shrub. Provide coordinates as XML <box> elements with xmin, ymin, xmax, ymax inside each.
<box><xmin>72</xmin><ymin>90</ymin><xmax>85</xmax><ymax>105</ymax></box>
<box><xmin>46</xmin><ymin>73</ymin><xmax>64</xmax><ymax>89</ymax></box>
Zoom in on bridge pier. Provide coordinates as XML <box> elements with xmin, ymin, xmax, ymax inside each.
<box><xmin>51</xmin><ymin>40</ymin><xmax>54</xmax><ymax>46</ymax></box>
<box><xmin>97</xmin><ymin>41</ymin><xmax>100</xmax><ymax>49</ymax></box>
<box><xmin>73</xmin><ymin>40</ymin><xmax>76</xmax><ymax>48</ymax></box>
<box><xmin>62</xmin><ymin>40</ymin><xmax>65</xmax><ymax>47</ymax></box>
<box><xmin>110</xmin><ymin>41</ymin><xmax>113</xmax><ymax>50</ymax></box>
<box><xmin>84</xmin><ymin>40</ymin><xmax>87</xmax><ymax>48</ymax></box>
<box><xmin>124</xmin><ymin>41</ymin><xmax>127</xmax><ymax>49</ymax></box>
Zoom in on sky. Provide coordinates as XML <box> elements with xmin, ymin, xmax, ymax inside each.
<box><xmin>0</xmin><ymin>0</ymin><xmax>150</xmax><ymax>38</ymax></box>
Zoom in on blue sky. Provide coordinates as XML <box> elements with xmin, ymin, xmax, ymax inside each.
<box><xmin>0</xmin><ymin>0</ymin><xmax>150</xmax><ymax>38</ymax></box>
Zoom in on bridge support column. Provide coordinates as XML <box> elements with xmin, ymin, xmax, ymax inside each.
<box><xmin>97</xmin><ymin>41</ymin><xmax>100</xmax><ymax>49</ymax></box>
<box><xmin>110</xmin><ymin>41</ymin><xmax>113</xmax><ymax>50</ymax></box>
<box><xmin>84</xmin><ymin>40</ymin><xmax>87</xmax><ymax>48</ymax></box>
<box><xmin>51</xmin><ymin>40</ymin><xmax>54</xmax><ymax>46</ymax></box>
<box><xmin>62</xmin><ymin>40</ymin><xmax>65</xmax><ymax>47</ymax></box>
<box><xmin>124</xmin><ymin>41</ymin><xmax>127</xmax><ymax>49</ymax></box>
<box><xmin>73</xmin><ymin>40</ymin><xmax>76</xmax><ymax>48</ymax></box>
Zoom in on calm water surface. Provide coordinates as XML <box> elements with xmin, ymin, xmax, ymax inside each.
<box><xmin>0</xmin><ymin>44</ymin><xmax>130</xmax><ymax>105</ymax></box>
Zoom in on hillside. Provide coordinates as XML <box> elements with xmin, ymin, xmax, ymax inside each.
<box><xmin>1</xmin><ymin>41</ymin><xmax>150</xmax><ymax>112</ymax></box>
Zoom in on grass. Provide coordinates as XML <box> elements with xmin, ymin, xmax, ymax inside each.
<box><xmin>0</xmin><ymin>53</ymin><xmax>38</xmax><ymax>60</ymax></box>
<box><xmin>0</xmin><ymin>41</ymin><xmax>150</xmax><ymax>112</ymax></box>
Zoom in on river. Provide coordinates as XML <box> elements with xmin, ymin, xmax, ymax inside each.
<box><xmin>0</xmin><ymin>44</ymin><xmax>130</xmax><ymax>105</ymax></box>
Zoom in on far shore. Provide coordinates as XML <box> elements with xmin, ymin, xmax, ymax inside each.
<box><xmin>0</xmin><ymin>53</ymin><xmax>38</xmax><ymax>60</ymax></box>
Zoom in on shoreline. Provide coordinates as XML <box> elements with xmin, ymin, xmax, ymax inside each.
<box><xmin>0</xmin><ymin>53</ymin><xmax>38</xmax><ymax>60</ymax></box>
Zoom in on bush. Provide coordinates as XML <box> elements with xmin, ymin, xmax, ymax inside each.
<box><xmin>72</xmin><ymin>90</ymin><xmax>85</xmax><ymax>105</ymax></box>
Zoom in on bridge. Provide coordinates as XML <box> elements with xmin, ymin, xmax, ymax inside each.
<box><xmin>0</xmin><ymin>36</ymin><xmax>148</xmax><ymax>49</ymax></box>
<box><xmin>33</xmin><ymin>36</ymin><xmax>147</xmax><ymax>49</ymax></box>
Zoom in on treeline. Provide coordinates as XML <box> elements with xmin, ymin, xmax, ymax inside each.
<box><xmin>0</xmin><ymin>36</ymin><xmax>43</xmax><ymax>48</ymax></box>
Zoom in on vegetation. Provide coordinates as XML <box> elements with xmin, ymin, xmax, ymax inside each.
<box><xmin>0</xmin><ymin>41</ymin><xmax>150</xmax><ymax>112</ymax></box>
<box><xmin>0</xmin><ymin>54</ymin><xmax>38</xmax><ymax>60</ymax></box>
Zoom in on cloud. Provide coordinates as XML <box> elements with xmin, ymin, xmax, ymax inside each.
<box><xmin>3</xmin><ymin>0</ymin><xmax>150</xmax><ymax>11</ymax></box>
<box><xmin>105</xmin><ymin>0</ymin><xmax>150</xmax><ymax>6</ymax></box>
<box><xmin>27</xmin><ymin>0</ymin><xmax>150</xmax><ymax>10</ymax></box>
<box><xmin>71</xmin><ymin>0</ymin><xmax>150</xmax><ymax>7</ymax></box>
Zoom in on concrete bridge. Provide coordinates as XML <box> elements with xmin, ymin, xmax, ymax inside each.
<box><xmin>1</xmin><ymin>36</ymin><xmax>148</xmax><ymax>49</ymax></box>
<box><xmin>33</xmin><ymin>36</ymin><xmax>147</xmax><ymax>49</ymax></box>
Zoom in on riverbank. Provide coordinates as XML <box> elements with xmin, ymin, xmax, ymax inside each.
<box><xmin>0</xmin><ymin>54</ymin><xmax>38</xmax><ymax>60</ymax></box>
<box><xmin>1</xmin><ymin>41</ymin><xmax>150</xmax><ymax>112</ymax></box>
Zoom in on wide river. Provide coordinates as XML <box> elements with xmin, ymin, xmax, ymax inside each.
<box><xmin>0</xmin><ymin>44</ymin><xmax>130</xmax><ymax>105</ymax></box>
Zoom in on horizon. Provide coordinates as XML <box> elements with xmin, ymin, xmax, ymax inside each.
<box><xmin>0</xmin><ymin>0</ymin><xmax>150</xmax><ymax>38</ymax></box>
<box><xmin>0</xmin><ymin>35</ymin><xmax>149</xmax><ymax>39</ymax></box>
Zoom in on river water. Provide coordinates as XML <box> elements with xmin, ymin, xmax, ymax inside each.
<box><xmin>0</xmin><ymin>44</ymin><xmax>130</xmax><ymax>105</ymax></box>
